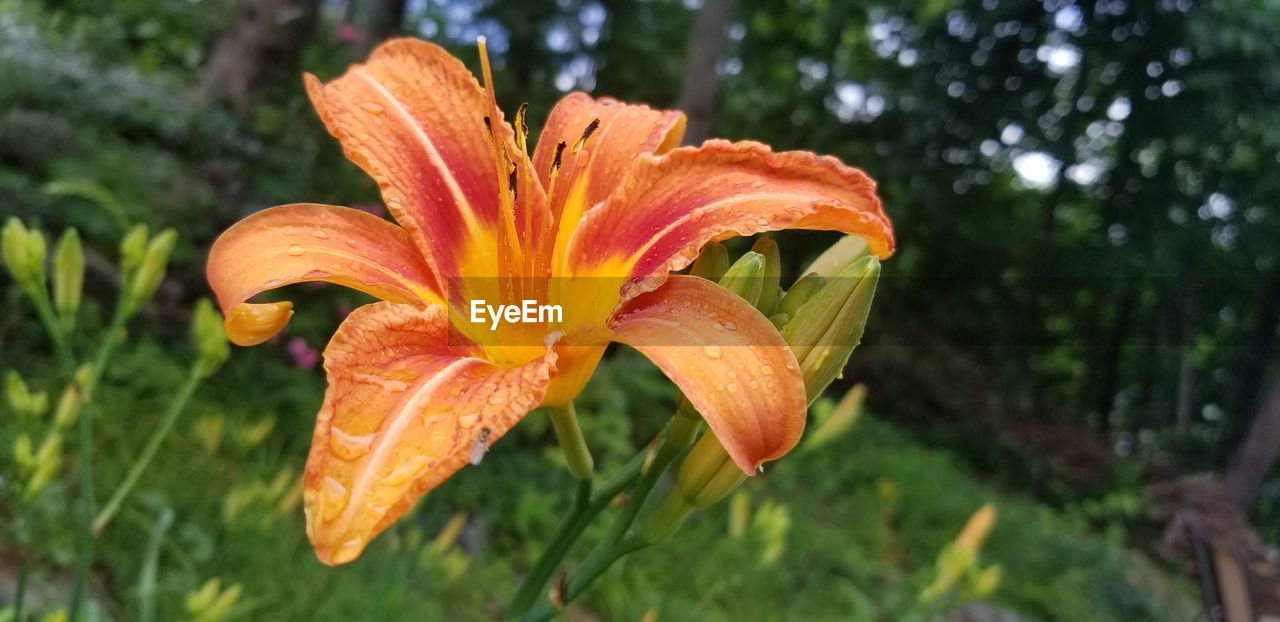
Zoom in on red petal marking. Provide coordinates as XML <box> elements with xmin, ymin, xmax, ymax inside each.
<box><xmin>303</xmin><ymin>302</ymin><xmax>557</xmax><ymax>565</ymax></box>
<box><xmin>609</xmin><ymin>276</ymin><xmax>807</xmax><ymax>473</ymax></box>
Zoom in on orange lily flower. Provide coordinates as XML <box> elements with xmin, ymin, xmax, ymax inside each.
<box><xmin>206</xmin><ymin>38</ymin><xmax>894</xmax><ymax>564</ymax></box>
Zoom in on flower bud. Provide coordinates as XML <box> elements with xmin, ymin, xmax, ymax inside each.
<box><xmin>52</xmin><ymin>386</ymin><xmax>82</xmax><ymax>430</ymax></box>
<box><xmin>675</xmin><ymin>432</ymin><xmax>747</xmax><ymax>509</ymax></box>
<box><xmin>804</xmin><ymin>234</ymin><xmax>869</xmax><ymax>277</ymax></box>
<box><xmin>718</xmin><ymin>251</ymin><xmax>765</xmax><ymax>307</ymax></box>
<box><xmin>781</xmin><ymin>256</ymin><xmax>880</xmax><ymax>404</ymax></box>
<box><xmin>953</xmin><ymin>503</ymin><xmax>997</xmax><ymax>554</ymax></box>
<box><xmin>53</xmin><ymin>229</ymin><xmax>85</xmax><ymax>328</ymax></box>
<box><xmin>192</xmin><ymin>298</ymin><xmax>231</xmax><ymax>377</ymax></box>
<box><xmin>3</xmin><ymin>217</ymin><xmax>47</xmax><ymax>300</ymax></box>
<box><xmin>6</xmin><ymin>371</ymin><xmax>48</xmax><ymax>420</ymax></box>
<box><xmin>803</xmin><ymin>383</ymin><xmax>866</xmax><ymax>451</ymax></box>
<box><xmin>775</xmin><ymin>273</ymin><xmax>827</xmax><ymax>320</ymax></box>
<box><xmin>13</xmin><ymin>433</ymin><xmax>35</xmax><ymax>469</ymax></box>
<box><xmin>689</xmin><ymin>242</ymin><xmax>729</xmax><ymax>282</ymax></box>
<box><xmin>728</xmin><ymin>490</ymin><xmax>750</xmax><ymax>539</ymax></box>
<box><xmin>125</xmin><ymin>228</ymin><xmax>177</xmax><ymax>314</ymax></box>
<box><xmin>750</xmin><ymin>237</ymin><xmax>782</xmax><ymax>317</ymax></box>
<box><xmin>119</xmin><ymin>224</ymin><xmax>149</xmax><ymax>274</ymax></box>
<box><xmin>27</xmin><ymin>433</ymin><xmax>63</xmax><ymax>497</ymax></box>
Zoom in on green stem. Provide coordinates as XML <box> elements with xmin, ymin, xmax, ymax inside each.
<box><xmin>12</xmin><ymin>498</ymin><xmax>27</xmax><ymax>622</ymax></box>
<box><xmin>137</xmin><ymin>508</ymin><xmax>174</xmax><ymax>622</ymax></box>
<box><xmin>31</xmin><ymin>290</ymin><xmax>74</xmax><ymax>377</ymax></box>
<box><xmin>506</xmin><ymin>452</ymin><xmax>646</xmax><ymax>617</ymax></box>
<box><xmin>93</xmin><ymin>366</ymin><xmax>202</xmax><ymax>535</ymax></box>
<box><xmin>547</xmin><ymin>403</ymin><xmax>594</xmax><ymax>480</ymax></box>
<box><xmin>512</xmin><ymin>412</ymin><xmax>701</xmax><ymax>622</ymax></box>
<box><xmin>68</xmin><ymin>301</ymin><xmax>131</xmax><ymax>621</ymax></box>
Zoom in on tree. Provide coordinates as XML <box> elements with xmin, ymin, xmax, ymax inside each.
<box><xmin>198</xmin><ymin>0</ymin><xmax>321</xmax><ymax>114</ymax></box>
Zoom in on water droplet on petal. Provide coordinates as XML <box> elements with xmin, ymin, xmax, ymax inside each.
<box><xmin>287</xmin><ymin>245</ymin><xmax>304</xmax><ymax>256</ymax></box>
<box><xmin>458</xmin><ymin>412</ymin><xmax>479</xmax><ymax>428</ymax></box>
<box><xmin>726</xmin><ymin>382</ymin><xmax>739</xmax><ymax>393</ymax></box>
<box><xmin>360</xmin><ymin>102</ymin><xmax>385</xmax><ymax>114</ymax></box>
<box><xmin>703</xmin><ymin>344</ymin><xmax>722</xmax><ymax>359</ymax></box>
<box><xmin>322</xmin><ymin>477</ymin><xmax>349</xmax><ymax>521</ymax></box>
<box><xmin>384</xmin><ymin>455</ymin><xmax>429</xmax><ymax>486</ymax></box>
<box><xmin>311</xmin><ymin>229</ymin><xmax>330</xmax><ymax>239</ymax></box>
<box><xmin>329</xmin><ymin>427</ymin><xmax>377</xmax><ymax>461</ymax></box>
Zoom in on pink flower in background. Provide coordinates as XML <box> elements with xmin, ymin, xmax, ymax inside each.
<box><xmin>337</xmin><ymin>23</ymin><xmax>365</xmax><ymax>45</ymax></box>
<box><xmin>286</xmin><ymin>337</ymin><xmax>320</xmax><ymax>369</ymax></box>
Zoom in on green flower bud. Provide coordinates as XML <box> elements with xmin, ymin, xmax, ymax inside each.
<box><xmin>119</xmin><ymin>224</ymin><xmax>149</xmax><ymax>274</ymax></box>
<box><xmin>3</xmin><ymin>218</ymin><xmax>48</xmax><ymax>300</ymax></box>
<box><xmin>6</xmin><ymin>371</ymin><xmax>48</xmax><ymax>419</ymax></box>
<box><xmin>804</xmin><ymin>234</ymin><xmax>869</xmax><ymax>277</ymax></box>
<box><xmin>750</xmin><ymin>237</ymin><xmax>782</xmax><ymax>317</ymax></box>
<box><xmin>192</xmin><ymin>298</ymin><xmax>230</xmax><ymax>378</ymax></box>
<box><xmin>781</xmin><ymin>256</ymin><xmax>880</xmax><ymax>404</ymax></box>
<box><xmin>718</xmin><ymin>251</ymin><xmax>765</xmax><ymax>307</ymax></box>
<box><xmin>125</xmin><ymin>228</ymin><xmax>177</xmax><ymax>314</ymax></box>
<box><xmin>675</xmin><ymin>432</ymin><xmax>747</xmax><ymax>509</ymax></box>
<box><xmin>775</xmin><ymin>273</ymin><xmax>827</xmax><ymax>319</ymax></box>
<box><xmin>803</xmin><ymin>383</ymin><xmax>866</xmax><ymax>451</ymax></box>
<box><xmin>13</xmin><ymin>433</ymin><xmax>35</xmax><ymax>469</ymax></box>
<box><xmin>689</xmin><ymin>242</ymin><xmax>729</xmax><ymax>282</ymax></box>
<box><xmin>27</xmin><ymin>433</ymin><xmax>63</xmax><ymax>497</ymax></box>
<box><xmin>52</xmin><ymin>386</ymin><xmax>82</xmax><ymax>430</ymax></box>
<box><xmin>53</xmin><ymin>229</ymin><xmax>85</xmax><ymax>328</ymax></box>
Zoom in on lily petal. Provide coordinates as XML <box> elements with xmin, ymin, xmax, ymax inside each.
<box><xmin>305</xmin><ymin>38</ymin><xmax>547</xmax><ymax>280</ymax></box>
<box><xmin>206</xmin><ymin>204</ymin><xmax>441</xmax><ymax>344</ymax></box>
<box><xmin>304</xmin><ymin>302</ymin><xmax>557</xmax><ymax>565</ymax></box>
<box><xmin>566</xmin><ymin>140</ymin><xmax>894</xmax><ymax>302</ymax></box>
<box><xmin>609</xmin><ymin>276</ymin><xmax>806</xmax><ymax>473</ymax></box>
<box><xmin>531</xmin><ymin>93</ymin><xmax>685</xmax><ymax>271</ymax></box>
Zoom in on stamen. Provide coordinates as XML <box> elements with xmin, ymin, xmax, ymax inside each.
<box><xmin>476</xmin><ymin>36</ymin><xmax>524</xmax><ymax>282</ymax></box>
<box><xmin>572</xmin><ymin>118</ymin><xmax>601</xmax><ymax>154</ymax></box>
<box><xmin>514</xmin><ymin>103</ymin><xmax>530</xmax><ymax>156</ymax></box>
<box><xmin>551</xmin><ymin>141</ymin><xmax>567</xmax><ymax>173</ymax></box>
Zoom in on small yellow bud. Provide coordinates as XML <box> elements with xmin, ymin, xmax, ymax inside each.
<box><xmin>689</xmin><ymin>241</ymin><xmax>729</xmax><ymax>282</ymax></box>
<box><xmin>125</xmin><ymin>228</ymin><xmax>177</xmax><ymax>314</ymax></box>
<box><xmin>13</xmin><ymin>433</ymin><xmax>35</xmax><ymax>469</ymax></box>
<box><xmin>119</xmin><ymin>224</ymin><xmax>149</xmax><ymax>273</ymax></box>
<box><xmin>52</xmin><ymin>386</ymin><xmax>82</xmax><ymax>430</ymax></box>
<box><xmin>27</xmin><ymin>433</ymin><xmax>63</xmax><ymax>497</ymax></box>
<box><xmin>953</xmin><ymin>503</ymin><xmax>997</xmax><ymax>554</ymax></box>
<box><xmin>53</xmin><ymin>229</ymin><xmax>85</xmax><ymax>329</ymax></box>
<box><xmin>192</xmin><ymin>298</ymin><xmax>231</xmax><ymax>376</ymax></box>
<box><xmin>432</xmin><ymin>512</ymin><xmax>468</xmax><ymax>553</ymax></box>
<box><xmin>969</xmin><ymin>564</ymin><xmax>1002</xmax><ymax>598</ymax></box>
<box><xmin>728</xmin><ymin>490</ymin><xmax>750</xmax><ymax>539</ymax></box>
<box><xmin>803</xmin><ymin>383</ymin><xmax>866</xmax><ymax>451</ymax></box>
<box><xmin>6</xmin><ymin>371</ymin><xmax>48</xmax><ymax>419</ymax></box>
<box><xmin>3</xmin><ymin>218</ymin><xmax>47</xmax><ymax>300</ymax></box>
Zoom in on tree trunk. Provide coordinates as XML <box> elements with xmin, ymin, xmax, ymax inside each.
<box><xmin>1222</xmin><ymin>375</ymin><xmax>1280</xmax><ymax>511</ymax></box>
<box><xmin>365</xmin><ymin>0</ymin><xmax>407</xmax><ymax>51</ymax></box>
<box><xmin>676</xmin><ymin>0</ymin><xmax>735</xmax><ymax>145</ymax></box>
<box><xmin>198</xmin><ymin>0</ymin><xmax>321</xmax><ymax>114</ymax></box>
<box><xmin>1175</xmin><ymin>280</ymin><xmax>1198</xmax><ymax>430</ymax></box>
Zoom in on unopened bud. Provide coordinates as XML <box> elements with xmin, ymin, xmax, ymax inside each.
<box><xmin>54</xmin><ymin>229</ymin><xmax>85</xmax><ymax>328</ymax></box>
<box><xmin>222</xmin><ymin>301</ymin><xmax>294</xmax><ymax>346</ymax></box>
<box><xmin>6</xmin><ymin>371</ymin><xmax>48</xmax><ymax>419</ymax></box>
<box><xmin>27</xmin><ymin>433</ymin><xmax>63</xmax><ymax>497</ymax></box>
<box><xmin>718</xmin><ymin>251</ymin><xmax>765</xmax><ymax>307</ymax></box>
<box><xmin>119</xmin><ymin>224</ymin><xmax>149</xmax><ymax>273</ymax></box>
<box><xmin>775</xmin><ymin>273</ymin><xmax>827</xmax><ymax>320</ymax></box>
<box><xmin>750</xmin><ymin>238</ymin><xmax>782</xmax><ymax>316</ymax></box>
<box><xmin>804</xmin><ymin>234</ymin><xmax>869</xmax><ymax>277</ymax></box>
<box><xmin>13</xmin><ymin>433</ymin><xmax>35</xmax><ymax>469</ymax></box>
<box><xmin>803</xmin><ymin>383</ymin><xmax>866</xmax><ymax>451</ymax></box>
<box><xmin>125</xmin><ymin>228</ymin><xmax>177</xmax><ymax>314</ymax></box>
<box><xmin>2</xmin><ymin>218</ymin><xmax>47</xmax><ymax>300</ymax></box>
<box><xmin>953</xmin><ymin>503</ymin><xmax>997</xmax><ymax>554</ymax></box>
<box><xmin>192</xmin><ymin>298</ymin><xmax>230</xmax><ymax>377</ymax></box>
<box><xmin>689</xmin><ymin>242</ymin><xmax>729</xmax><ymax>282</ymax></box>
<box><xmin>675</xmin><ymin>432</ymin><xmax>747</xmax><ymax>509</ymax></box>
<box><xmin>781</xmin><ymin>256</ymin><xmax>880</xmax><ymax>404</ymax></box>
<box><xmin>52</xmin><ymin>386</ymin><xmax>82</xmax><ymax>430</ymax></box>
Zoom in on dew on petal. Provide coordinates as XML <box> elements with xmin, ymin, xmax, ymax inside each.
<box><xmin>703</xmin><ymin>344</ymin><xmax>722</xmax><ymax>359</ymax></box>
<box><xmin>287</xmin><ymin>245</ymin><xmax>305</xmax><ymax>256</ymax></box>
<box><xmin>329</xmin><ymin>427</ymin><xmax>377</xmax><ymax>461</ymax></box>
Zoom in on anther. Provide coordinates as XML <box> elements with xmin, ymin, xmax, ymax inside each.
<box><xmin>572</xmin><ymin>118</ymin><xmax>601</xmax><ymax>153</ymax></box>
